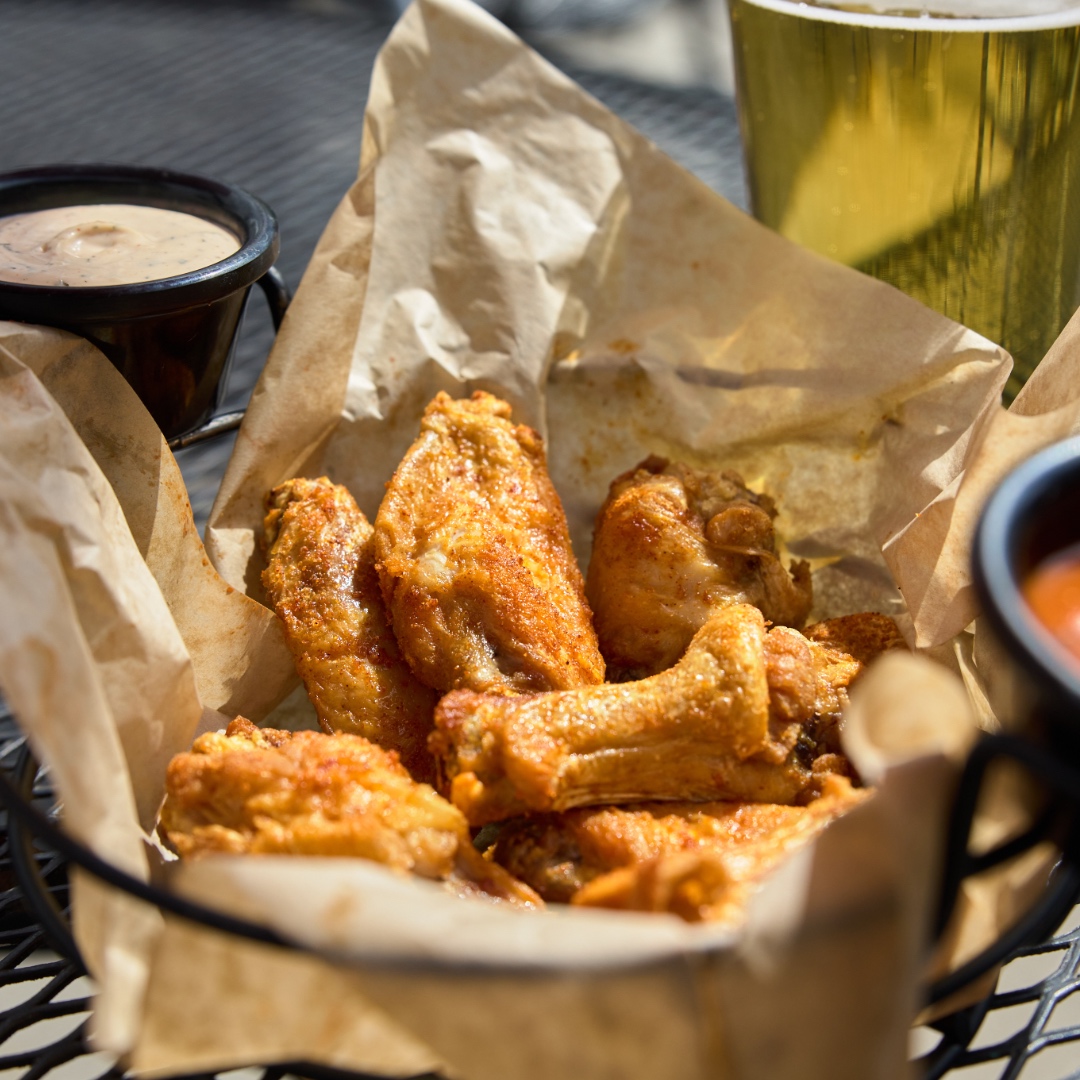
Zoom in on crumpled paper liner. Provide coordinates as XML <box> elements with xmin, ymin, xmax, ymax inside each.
<box><xmin>885</xmin><ymin>306</ymin><xmax>1080</xmax><ymax>652</ymax></box>
<box><xmin>205</xmin><ymin>0</ymin><xmax>1009</xmax><ymax>631</ymax></box>
<box><xmin>0</xmin><ymin>0</ymin><xmax>1076</xmax><ymax>1074</ymax></box>
<box><xmin>0</xmin><ymin>323</ymin><xmax>297</xmax><ymax>1047</ymax></box>
<box><xmin>0</xmin><ymin>324</ymin><xmax>296</xmax><ymax>724</ymax></box>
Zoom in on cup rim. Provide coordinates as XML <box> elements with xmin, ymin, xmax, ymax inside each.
<box><xmin>973</xmin><ymin>434</ymin><xmax>1080</xmax><ymax>715</ymax></box>
<box><xmin>0</xmin><ymin>163</ymin><xmax>279</xmax><ymax>323</ymax></box>
<box><xmin>730</xmin><ymin>0</ymin><xmax>1080</xmax><ymax>33</ymax></box>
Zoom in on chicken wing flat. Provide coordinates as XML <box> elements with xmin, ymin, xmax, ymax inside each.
<box><xmin>586</xmin><ymin>456</ymin><xmax>813</xmax><ymax>680</ymax></box>
<box><xmin>492</xmin><ymin>774</ymin><xmax>866</xmax><ymax>922</ymax></box>
<box><xmin>262</xmin><ymin>477</ymin><xmax>437</xmax><ymax>781</ymax></box>
<box><xmin>374</xmin><ymin>391</ymin><xmax>604</xmax><ymax>694</ymax></box>
<box><xmin>160</xmin><ymin>718</ymin><xmax>541</xmax><ymax>907</ymax></box>
<box><xmin>572</xmin><ymin>777</ymin><xmax>865</xmax><ymax>923</ymax></box>
<box><xmin>431</xmin><ymin>604</ymin><xmax>857</xmax><ymax>826</ymax></box>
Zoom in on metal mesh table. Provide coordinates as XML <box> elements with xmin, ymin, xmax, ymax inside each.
<box><xmin>1</xmin><ymin>1</ymin><xmax>1077</xmax><ymax>1076</ymax></box>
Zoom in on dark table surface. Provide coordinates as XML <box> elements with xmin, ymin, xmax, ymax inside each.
<box><xmin>1</xmin><ymin>2</ymin><xmax>1078</xmax><ymax>1078</ymax></box>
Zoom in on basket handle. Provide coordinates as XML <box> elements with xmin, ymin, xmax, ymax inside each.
<box><xmin>166</xmin><ymin>265</ymin><xmax>291</xmax><ymax>451</ymax></box>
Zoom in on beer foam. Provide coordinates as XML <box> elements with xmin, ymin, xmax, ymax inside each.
<box><xmin>755</xmin><ymin>0</ymin><xmax>1080</xmax><ymax>29</ymax></box>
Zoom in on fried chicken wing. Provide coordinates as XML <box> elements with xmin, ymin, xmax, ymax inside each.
<box><xmin>493</xmin><ymin>774</ymin><xmax>866</xmax><ymax>922</ymax></box>
<box><xmin>262</xmin><ymin>477</ymin><xmax>437</xmax><ymax>781</ymax></box>
<box><xmin>572</xmin><ymin>776</ymin><xmax>866</xmax><ymax>922</ymax></box>
<box><xmin>373</xmin><ymin>391</ymin><xmax>604</xmax><ymax>694</ymax></box>
<box><xmin>586</xmin><ymin>456</ymin><xmax>812</xmax><ymax>679</ymax></box>
<box><xmin>160</xmin><ymin>718</ymin><xmax>541</xmax><ymax>907</ymax></box>
<box><xmin>431</xmin><ymin>604</ymin><xmax>855</xmax><ymax>826</ymax></box>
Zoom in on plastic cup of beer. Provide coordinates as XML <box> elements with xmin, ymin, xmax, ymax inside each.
<box><xmin>727</xmin><ymin>0</ymin><xmax>1080</xmax><ymax>399</ymax></box>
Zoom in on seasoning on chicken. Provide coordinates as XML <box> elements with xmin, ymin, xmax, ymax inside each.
<box><xmin>586</xmin><ymin>456</ymin><xmax>813</xmax><ymax>680</ymax></box>
<box><xmin>262</xmin><ymin>476</ymin><xmax>437</xmax><ymax>781</ymax></box>
<box><xmin>373</xmin><ymin>391</ymin><xmax>604</xmax><ymax>695</ymax></box>
<box><xmin>430</xmin><ymin>604</ymin><xmax>859</xmax><ymax>826</ymax></box>
<box><xmin>804</xmin><ymin>611</ymin><xmax>908</xmax><ymax>665</ymax></box>
<box><xmin>492</xmin><ymin>773</ymin><xmax>866</xmax><ymax>922</ymax></box>
<box><xmin>160</xmin><ymin>718</ymin><xmax>541</xmax><ymax>907</ymax></box>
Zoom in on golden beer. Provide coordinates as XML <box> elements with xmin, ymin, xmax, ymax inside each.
<box><xmin>728</xmin><ymin>0</ymin><xmax>1080</xmax><ymax>397</ymax></box>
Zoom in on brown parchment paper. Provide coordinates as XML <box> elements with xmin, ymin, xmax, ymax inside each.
<box><xmin>205</xmin><ymin>0</ymin><xmax>1010</xmax><ymax>627</ymax></box>
<box><xmin>885</xmin><ymin>305</ymin><xmax>1080</xmax><ymax>651</ymax></box>
<box><xmin>0</xmin><ymin>323</ymin><xmax>298</xmax><ymax>1047</ymax></box>
<box><xmin>1</xmin><ymin>0</ymin><xmax>1079</xmax><ymax>1074</ymax></box>
<box><xmin>0</xmin><ymin>324</ymin><xmax>296</xmax><ymax>721</ymax></box>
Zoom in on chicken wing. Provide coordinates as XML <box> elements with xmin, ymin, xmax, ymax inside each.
<box><xmin>160</xmin><ymin>718</ymin><xmax>541</xmax><ymax>907</ymax></box>
<box><xmin>492</xmin><ymin>773</ymin><xmax>866</xmax><ymax>922</ymax></box>
<box><xmin>262</xmin><ymin>477</ymin><xmax>437</xmax><ymax>781</ymax></box>
<box><xmin>374</xmin><ymin>391</ymin><xmax>604</xmax><ymax>694</ymax></box>
<box><xmin>586</xmin><ymin>456</ymin><xmax>812</xmax><ymax>680</ymax></box>
<box><xmin>431</xmin><ymin>604</ymin><xmax>857</xmax><ymax>825</ymax></box>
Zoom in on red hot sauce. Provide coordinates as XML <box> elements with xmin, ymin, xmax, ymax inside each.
<box><xmin>1023</xmin><ymin>544</ymin><xmax>1080</xmax><ymax>663</ymax></box>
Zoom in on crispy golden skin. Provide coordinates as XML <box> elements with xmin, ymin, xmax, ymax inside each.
<box><xmin>762</xmin><ymin>624</ymin><xmax>863</xmax><ymax>765</ymax></box>
<box><xmin>493</xmin><ymin>774</ymin><xmax>867</xmax><ymax>921</ymax></box>
<box><xmin>586</xmin><ymin>457</ymin><xmax>813</xmax><ymax>680</ymax></box>
<box><xmin>262</xmin><ymin>477</ymin><xmax>437</xmax><ymax>781</ymax></box>
<box><xmin>373</xmin><ymin>391</ymin><xmax>604</xmax><ymax>694</ymax></box>
<box><xmin>160</xmin><ymin>718</ymin><xmax>541</xmax><ymax>907</ymax></box>
<box><xmin>804</xmin><ymin>612</ymin><xmax>908</xmax><ymax>665</ymax></box>
<box><xmin>431</xmin><ymin>604</ymin><xmax>858</xmax><ymax>825</ymax></box>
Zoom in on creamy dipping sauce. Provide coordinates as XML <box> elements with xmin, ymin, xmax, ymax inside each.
<box><xmin>0</xmin><ymin>204</ymin><xmax>241</xmax><ymax>287</ymax></box>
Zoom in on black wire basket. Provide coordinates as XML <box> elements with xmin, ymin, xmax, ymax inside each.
<box><xmin>2</xmin><ymin>4</ymin><xmax>1080</xmax><ymax>1077</ymax></box>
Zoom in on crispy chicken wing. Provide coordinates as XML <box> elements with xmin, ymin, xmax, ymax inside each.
<box><xmin>262</xmin><ymin>477</ymin><xmax>437</xmax><ymax>781</ymax></box>
<box><xmin>492</xmin><ymin>774</ymin><xmax>866</xmax><ymax>922</ymax></box>
<box><xmin>160</xmin><ymin>718</ymin><xmax>541</xmax><ymax>907</ymax></box>
<box><xmin>374</xmin><ymin>391</ymin><xmax>604</xmax><ymax>694</ymax></box>
<box><xmin>431</xmin><ymin>604</ymin><xmax>857</xmax><ymax>825</ymax></box>
<box><xmin>586</xmin><ymin>456</ymin><xmax>812</xmax><ymax>679</ymax></box>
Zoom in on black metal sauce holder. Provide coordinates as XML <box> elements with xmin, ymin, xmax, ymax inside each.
<box><xmin>933</xmin><ymin>432</ymin><xmax>1080</xmax><ymax>1010</ymax></box>
<box><xmin>166</xmin><ymin>265</ymin><xmax>289</xmax><ymax>450</ymax></box>
<box><xmin>929</xmin><ymin>733</ymin><xmax>1080</xmax><ymax>1006</ymax></box>
<box><xmin>0</xmin><ymin>163</ymin><xmax>290</xmax><ymax>446</ymax></box>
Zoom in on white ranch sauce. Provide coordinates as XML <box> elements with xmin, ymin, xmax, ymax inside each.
<box><xmin>0</xmin><ymin>203</ymin><xmax>241</xmax><ymax>287</ymax></box>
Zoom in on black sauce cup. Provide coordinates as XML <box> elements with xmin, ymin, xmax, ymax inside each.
<box><xmin>974</xmin><ymin>435</ymin><xmax>1080</xmax><ymax>752</ymax></box>
<box><xmin>0</xmin><ymin>164</ymin><xmax>288</xmax><ymax>443</ymax></box>
<box><xmin>928</xmin><ymin>436</ymin><xmax>1080</xmax><ymax>1006</ymax></box>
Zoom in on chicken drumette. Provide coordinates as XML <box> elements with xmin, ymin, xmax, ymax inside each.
<box><xmin>262</xmin><ymin>476</ymin><xmax>437</xmax><ymax>781</ymax></box>
<box><xmin>586</xmin><ymin>457</ymin><xmax>813</xmax><ymax>680</ymax></box>
<box><xmin>431</xmin><ymin>603</ymin><xmax>869</xmax><ymax>826</ymax></box>
<box><xmin>374</xmin><ymin>391</ymin><xmax>604</xmax><ymax>695</ymax></box>
<box><xmin>160</xmin><ymin>718</ymin><xmax>541</xmax><ymax>907</ymax></box>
